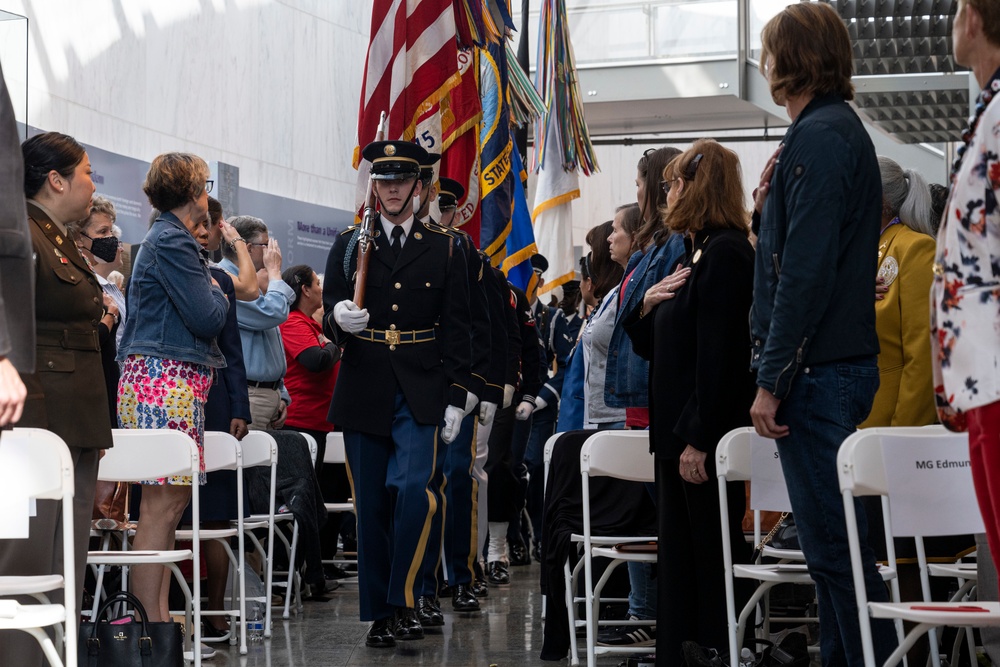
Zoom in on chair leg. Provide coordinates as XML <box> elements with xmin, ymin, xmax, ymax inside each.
<box><xmin>563</xmin><ymin>558</ymin><xmax>580</xmax><ymax>667</ymax></box>
<box><xmin>283</xmin><ymin>520</ymin><xmax>300</xmax><ymax>619</ymax></box>
<box><xmin>23</xmin><ymin>627</ymin><xmax>63</xmax><ymax>667</ymax></box>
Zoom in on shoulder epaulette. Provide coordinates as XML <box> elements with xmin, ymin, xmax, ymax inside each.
<box><xmin>422</xmin><ymin>219</ymin><xmax>459</xmax><ymax>238</ymax></box>
<box><xmin>340</xmin><ymin>225</ymin><xmax>359</xmax><ymax>236</ymax></box>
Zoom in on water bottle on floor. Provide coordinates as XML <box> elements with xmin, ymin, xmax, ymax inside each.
<box><xmin>247</xmin><ymin>606</ymin><xmax>264</xmax><ymax>642</ymax></box>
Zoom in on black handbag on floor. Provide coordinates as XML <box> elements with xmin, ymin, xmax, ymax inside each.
<box><xmin>79</xmin><ymin>590</ymin><xmax>184</xmax><ymax>667</ymax></box>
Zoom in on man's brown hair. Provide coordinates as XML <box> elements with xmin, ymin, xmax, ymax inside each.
<box><xmin>661</xmin><ymin>139</ymin><xmax>749</xmax><ymax>237</ymax></box>
<box><xmin>759</xmin><ymin>2</ymin><xmax>854</xmax><ymax>103</ymax></box>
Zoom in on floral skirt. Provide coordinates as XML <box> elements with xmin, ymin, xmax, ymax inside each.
<box><xmin>118</xmin><ymin>354</ymin><xmax>213</xmax><ymax>485</ymax></box>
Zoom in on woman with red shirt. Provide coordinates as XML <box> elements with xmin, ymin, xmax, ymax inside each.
<box><xmin>279</xmin><ymin>264</ymin><xmax>340</xmax><ymax>459</ymax></box>
<box><xmin>279</xmin><ymin>264</ymin><xmax>352</xmax><ymax>580</ymax></box>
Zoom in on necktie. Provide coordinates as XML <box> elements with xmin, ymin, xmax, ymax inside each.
<box><xmin>390</xmin><ymin>225</ymin><xmax>404</xmax><ymax>262</ymax></box>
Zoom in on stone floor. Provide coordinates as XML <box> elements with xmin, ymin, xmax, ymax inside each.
<box><xmin>202</xmin><ymin>561</ymin><xmax>631</xmax><ymax>667</ymax></box>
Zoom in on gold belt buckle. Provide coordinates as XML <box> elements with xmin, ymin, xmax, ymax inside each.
<box><xmin>385</xmin><ymin>330</ymin><xmax>400</xmax><ymax>346</ymax></box>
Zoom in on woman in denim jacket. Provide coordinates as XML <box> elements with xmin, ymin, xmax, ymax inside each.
<box><xmin>117</xmin><ymin>153</ymin><xmax>229</xmax><ymax>626</ymax></box>
<box><xmin>604</xmin><ymin>148</ymin><xmax>685</xmax><ymax>428</ymax></box>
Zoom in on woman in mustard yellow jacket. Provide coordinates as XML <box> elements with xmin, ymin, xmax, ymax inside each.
<box><xmin>862</xmin><ymin>156</ymin><xmax>937</xmax><ymax>428</ymax></box>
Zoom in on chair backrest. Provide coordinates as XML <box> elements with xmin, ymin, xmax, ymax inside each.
<box><xmin>203</xmin><ymin>431</ymin><xmax>241</xmax><ymax>472</ymax></box>
<box><xmin>300</xmin><ymin>432</ymin><xmax>318</xmax><ymax>466</ymax></box>
<box><xmin>0</xmin><ymin>428</ymin><xmax>75</xmax><ymax>501</ymax></box>
<box><xmin>542</xmin><ymin>431</ymin><xmax>562</xmax><ymax>493</ymax></box>
<box><xmin>716</xmin><ymin>427</ymin><xmax>792</xmax><ymax>513</ymax></box>
<box><xmin>100</xmin><ymin>429</ymin><xmax>199</xmax><ymax>481</ymax></box>
<box><xmin>324</xmin><ymin>432</ymin><xmax>346</xmax><ymax>465</ymax></box>
<box><xmin>240</xmin><ymin>430</ymin><xmax>278</xmax><ymax>469</ymax></box>
<box><xmin>580</xmin><ymin>430</ymin><xmax>654</xmax><ymax>483</ymax></box>
<box><xmin>838</xmin><ymin>425</ymin><xmax>982</xmax><ymax>538</ymax></box>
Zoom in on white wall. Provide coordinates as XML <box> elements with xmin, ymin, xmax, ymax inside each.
<box><xmin>0</xmin><ymin>0</ymin><xmax>370</xmax><ymax>211</ymax></box>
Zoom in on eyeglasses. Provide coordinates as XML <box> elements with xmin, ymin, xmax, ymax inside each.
<box><xmin>660</xmin><ymin>178</ymin><xmax>681</xmax><ymax>195</ymax></box>
<box><xmin>205</xmin><ymin>180</ymin><xmax>214</xmax><ymax>194</ymax></box>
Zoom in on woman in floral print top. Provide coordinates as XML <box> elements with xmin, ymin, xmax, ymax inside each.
<box><xmin>931</xmin><ymin>0</ymin><xmax>1000</xmax><ymax>569</ymax></box>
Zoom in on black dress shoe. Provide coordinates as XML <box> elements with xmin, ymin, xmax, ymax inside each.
<box><xmin>472</xmin><ymin>561</ymin><xmax>489</xmax><ymax>597</ymax></box>
<box><xmin>451</xmin><ymin>584</ymin><xmax>480</xmax><ymax>612</ymax></box>
<box><xmin>509</xmin><ymin>540</ymin><xmax>531</xmax><ymax>566</ymax></box>
<box><xmin>366</xmin><ymin>618</ymin><xmax>395</xmax><ymax>648</ymax></box>
<box><xmin>416</xmin><ymin>595</ymin><xmax>444</xmax><ymax>627</ymax></box>
<box><xmin>487</xmin><ymin>560</ymin><xmax>510</xmax><ymax>585</ymax></box>
<box><xmin>438</xmin><ymin>581</ymin><xmax>453</xmax><ymax>598</ymax></box>
<box><xmin>391</xmin><ymin>607</ymin><xmax>424</xmax><ymax>640</ymax></box>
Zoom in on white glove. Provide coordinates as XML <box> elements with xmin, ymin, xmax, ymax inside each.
<box><xmin>441</xmin><ymin>405</ymin><xmax>464</xmax><ymax>444</ymax></box>
<box><xmin>463</xmin><ymin>392</ymin><xmax>479</xmax><ymax>418</ymax></box>
<box><xmin>515</xmin><ymin>400</ymin><xmax>535</xmax><ymax>421</ymax></box>
<box><xmin>534</xmin><ymin>396</ymin><xmax>548</xmax><ymax>412</ymax></box>
<box><xmin>333</xmin><ymin>300</ymin><xmax>369</xmax><ymax>334</ymax></box>
<box><xmin>478</xmin><ymin>400</ymin><xmax>498</xmax><ymax>427</ymax></box>
<box><xmin>502</xmin><ymin>384</ymin><xmax>515</xmax><ymax>409</ymax></box>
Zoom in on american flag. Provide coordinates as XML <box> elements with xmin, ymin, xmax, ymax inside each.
<box><xmin>354</xmin><ymin>0</ymin><xmax>460</xmax><ymax>170</ymax></box>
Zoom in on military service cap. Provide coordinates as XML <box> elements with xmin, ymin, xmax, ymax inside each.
<box><xmin>363</xmin><ymin>141</ymin><xmax>428</xmax><ymax>180</ymax></box>
<box><xmin>437</xmin><ymin>178</ymin><xmax>466</xmax><ymax>210</ymax></box>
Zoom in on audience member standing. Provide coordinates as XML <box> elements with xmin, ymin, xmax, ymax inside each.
<box><xmin>0</xmin><ymin>60</ymin><xmax>32</xmax><ymax>426</ymax></box>
<box><xmin>863</xmin><ymin>157</ymin><xmax>936</xmax><ymax>428</ymax></box>
<box><xmin>0</xmin><ymin>131</ymin><xmax>109</xmax><ymax>666</ymax></box>
<box><xmin>625</xmin><ymin>140</ymin><xmax>753</xmax><ymax>658</ymax></box>
<box><xmin>219</xmin><ymin>216</ymin><xmax>293</xmax><ymax>429</ymax></box>
<box><xmin>932</xmin><ymin>0</ymin><xmax>1000</xmax><ymax>570</ymax></box>
<box><xmin>749</xmin><ymin>4</ymin><xmax>897</xmax><ymax>663</ymax></box>
<box><xmin>117</xmin><ymin>153</ymin><xmax>228</xmax><ymax>626</ymax></box>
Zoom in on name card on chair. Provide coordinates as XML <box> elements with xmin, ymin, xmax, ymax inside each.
<box><xmin>750</xmin><ymin>435</ymin><xmax>793</xmax><ymax>512</ymax></box>
<box><xmin>0</xmin><ymin>431</ymin><xmax>33</xmax><ymax>538</ymax></box>
<box><xmin>881</xmin><ymin>433</ymin><xmax>985</xmax><ymax>538</ymax></box>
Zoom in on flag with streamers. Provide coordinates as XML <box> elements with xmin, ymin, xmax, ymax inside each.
<box><xmin>532</xmin><ymin>0</ymin><xmax>599</xmax><ymax>297</ymax></box>
<box><xmin>441</xmin><ymin>47</ymin><xmax>483</xmax><ymax>243</ymax></box>
<box><xmin>501</xmin><ymin>143</ymin><xmax>537</xmax><ymax>292</ymax></box>
<box><xmin>354</xmin><ymin>0</ymin><xmax>460</xmax><ymax>212</ymax></box>
<box><xmin>479</xmin><ymin>40</ymin><xmax>514</xmax><ymax>264</ymax></box>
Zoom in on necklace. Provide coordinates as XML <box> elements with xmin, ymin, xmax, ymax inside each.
<box><xmin>952</xmin><ymin>66</ymin><xmax>1000</xmax><ymax>181</ymax></box>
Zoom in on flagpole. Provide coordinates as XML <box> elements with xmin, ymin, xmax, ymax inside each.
<box><xmin>514</xmin><ymin>0</ymin><xmax>530</xmax><ymax>161</ymax></box>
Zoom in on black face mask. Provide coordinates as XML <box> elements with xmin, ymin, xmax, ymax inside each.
<box><xmin>84</xmin><ymin>234</ymin><xmax>120</xmax><ymax>264</ymax></box>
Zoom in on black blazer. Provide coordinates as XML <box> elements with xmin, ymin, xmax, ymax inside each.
<box><xmin>624</xmin><ymin>228</ymin><xmax>756</xmax><ymax>459</ymax></box>
<box><xmin>204</xmin><ymin>268</ymin><xmax>250</xmax><ymax>431</ymax></box>
<box><xmin>323</xmin><ymin>216</ymin><xmax>472</xmax><ymax>436</ymax></box>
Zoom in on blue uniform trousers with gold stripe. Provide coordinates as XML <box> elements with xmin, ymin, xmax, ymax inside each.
<box><xmin>419</xmin><ymin>412</ymin><xmax>478</xmax><ymax>595</ymax></box>
<box><xmin>344</xmin><ymin>391</ymin><xmax>441</xmax><ymax>621</ymax></box>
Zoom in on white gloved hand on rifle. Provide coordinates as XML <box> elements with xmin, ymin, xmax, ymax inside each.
<box><xmin>333</xmin><ymin>300</ymin><xmax>369</xmax><ymax>334</ymax></box>
<box><xmin>441</xmin><ymin>405</ymin><xmax>464</xmax><ymax>444</ymax></box>
<box><xmin>463</xmin><ymin>392</ymin><xmax>479</xmax><ymax>418</ymax></box>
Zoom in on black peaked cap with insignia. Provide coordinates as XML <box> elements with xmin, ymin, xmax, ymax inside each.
<box><xmin>437</xmin><ymin>177</ymin><xmax>466</xmax><ymax>210</ymax></box>
<box><xmin>363</xmin><ymin>141</ymin><xmax>428</xmax><ymax>180</ymax></box>
<box><xmin>420</xmin><ymin>152</ymin><xmax>441</xmax><ymax>182</ymax></box>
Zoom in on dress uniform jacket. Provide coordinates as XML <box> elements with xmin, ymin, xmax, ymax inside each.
<box><xmin>450</xmin><ymin>228</ymin><xmax>490</xmax><ymax>402</ymax></box>
<box><xmin>323</xmin><ymin>216</ymin><xmax>472</xmax><ymax>436</ymax></box>
<box><xmin>481</xmin><ymin>259</ymin><xmax>510</xmax><ymax>405</ymax></box>
<box><xmin>861</xmin><ymin>223</ymin><xmax>936</xmax><ymax>428</ymax></box>
<box><xmin>21</xmin><ymin>202</ymin><xmax>113</xmax><ymax>450</ymax></box>
<box><xmin>0</xmin><ymin>62</ymin><xmax>34</xmax><ymax>373</ymax></box>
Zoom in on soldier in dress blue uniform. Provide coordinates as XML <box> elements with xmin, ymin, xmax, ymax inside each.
<box><xmin>322</xmin><ymin>140</ymin><xmax>473</xmax><ymax>648</ymax></box>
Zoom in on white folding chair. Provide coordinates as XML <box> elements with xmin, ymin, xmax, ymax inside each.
<box><xmin>540</xmin><ymin>431</ymin><xmax>562</xmax><ymax>624</ymax></box>
<box><xmin>0</xmin><ymin>428</ymin><xmax>77</xmax><ymax>667</ymax></box>
<box><xmin>717</xmin><ymin>428</ymin><xmax>815</xmax><ymax>664</ymax></box>
<box><xmin>577</xmin><ymin>430</ymin><xmax>657</xmax><ymax>667</ymax></box>
<box><xmin>175</xmin><ymin>431</ymin><xmax>247</xmax><ymax>654</ymax></box>
<box><xmin>236</xmin><ymin>431</ymin><xmax>277</xmax><ymax>638</ymax></box>
<box><xmin>86</xmin><ymin>428</ymin><xmax>203</xmax><ymax>667</ymax></box>
<box><xmin>243</xmin><ymin>432</ymin><xmax>302</xmax><ymax>620</ymax></box>
<box><xmin>322</xmin><ymin>432</ymin><xmax>357</xmax><ymax>582</ymax></box>
<box><xmin>839</xmin><ymin>425</ymin><xmax>1000</xmax><ymax>667</ymax></box>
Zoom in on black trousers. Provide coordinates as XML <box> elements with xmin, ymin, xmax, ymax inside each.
<box><xmin>654</xmin><ymin>454</ymin><xmax>752</xmax><ymax>665</ymax></box>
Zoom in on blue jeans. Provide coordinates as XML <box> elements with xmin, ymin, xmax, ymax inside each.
<box><xmin>775</xmin><ymin>357</ymin><xmax>897</xmax><ymax>666</ymax></box>
<box><xmin>627</xmin><ymin>562</ymin><xmax>657</xmax><ymax>620</ymax></box>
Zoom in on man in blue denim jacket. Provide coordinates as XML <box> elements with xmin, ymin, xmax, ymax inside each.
<box><xmin>748</xmin><ymin>4</ymin><xmax>896</xmax><ymax>665</ymax></box>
